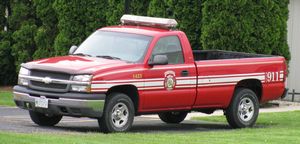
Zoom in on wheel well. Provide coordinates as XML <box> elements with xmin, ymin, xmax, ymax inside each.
<box><xmin>235</xmin><ymin>79</ymin><xmax>262</xmax><ymax>101</ymax></box>
<box><xmin>107</xmin><ymin>85</ymin><xmax>139</xmax><ymax>113</ymax></box>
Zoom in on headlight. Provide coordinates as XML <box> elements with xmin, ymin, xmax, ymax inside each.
<box><xmin>18</xmin><ymin>67</ymin><xmax>30</xmax><ymax>86</ymax></box>
<box><xmin>19</xmin><ymin>67</ymin><xmax>30</xmax><ymax>75</ymax></box>
<box><xmin>71</xmin><ymin>75</ymin><xmax>92</xmax><ymax>92</ymax></box>
<box><xmin>70</xmin><ymin>85</ymin><xmax>91</xmax><ymax>92</ymax></box>
<box><xmin>73</xmin><ymin>75</ymin><xmax>92</xmax><ymax>82</ymax></box>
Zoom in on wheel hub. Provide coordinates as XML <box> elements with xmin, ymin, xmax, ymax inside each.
<box><xmin>111</xmin><ymin>103</ymin><xmax>129</xmax><ymax>128</ymax></box>
<box><xmin>238</xmin><ymin>97</ymin><xmax>254</xmax><ymax>122</ymax></box>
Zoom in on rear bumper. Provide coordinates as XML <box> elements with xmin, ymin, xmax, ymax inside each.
<box><xmin>13</xmin><ymin>86</ymin><xmax>106</xmax><ymax>118</ymax></box>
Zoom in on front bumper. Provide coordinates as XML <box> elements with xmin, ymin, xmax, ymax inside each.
<box><xmin>13</xmin><ymin>86</ymin><xmax>106</xmax><ymax>118</ymax></box>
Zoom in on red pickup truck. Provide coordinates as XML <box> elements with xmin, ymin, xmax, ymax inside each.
<box><xmin>13</xmin><ymin>15</ymin><xmax>287</xmax><ymax>133</ymax></box>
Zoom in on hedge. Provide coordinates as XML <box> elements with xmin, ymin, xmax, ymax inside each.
<box><xmin>53</xmin><ymin>0</ymin><xmax>107</xmax><ymax>56</ymax></box>
<box><xmin>32</xmin><ymin>0</ymin><xmax>57</xmax><ymax>59</ymax></box>
<box><xmin>9</xmin><ymin>0</ymin><xmax>37</xmax><ymax>72</ymax></box>
<box><xmin>201</xmin><ymin>0</ymin><xmax>290</xmax><ymax>60</ymax></box>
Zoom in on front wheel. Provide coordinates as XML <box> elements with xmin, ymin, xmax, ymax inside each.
<box><xmin>98</xmin><ymin>93</ymin><xmax>135</xmax><ymax>133</ymax></box>
<box><xmin>158</xmin><ymin>111</ymin><xmax>188</xmax><ymax>124</ymax></box>
<box><xmin>29</xmin><ymin>111</ymin><xmax>62</xmax><ymax>126</ymax></box>
<box><xmin>225</xmin><ymin>88</ymin><xmax>259</xmax><ymax>128</ymax></box>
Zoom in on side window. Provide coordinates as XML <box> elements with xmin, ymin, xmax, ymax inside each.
<box><xmin>151</xmin><ymin>36</ymin><xmax>184</xmax><ymax>64</ymax></box>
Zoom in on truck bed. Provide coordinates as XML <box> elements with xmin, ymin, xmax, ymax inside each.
<box><xmin>193</xmin><ymin>50</ymin><xmax>273</xmax><ymax>61</ymax></box>
<box><xmin>193</xmin><ymin>50</ymin><xmax>285</xmax><ymax>107</ymax></box>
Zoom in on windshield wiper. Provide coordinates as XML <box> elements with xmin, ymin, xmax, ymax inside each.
<box><xmin>96</xmin><ymin>55</ymin><xmax>121</xmax><ymax>60</ymax></box>
<box><xmin>72</xmin><ymin>53</ymin><xmax>92</xmax><ymax>57</ymax></box>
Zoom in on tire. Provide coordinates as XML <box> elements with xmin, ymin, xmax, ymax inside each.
<box><xmin>225</xmin><ymin>88</ymin><xmax>259</xmax><ymax>128</ymax></box>
<box><xmin>29</xmin><ymin>111</ymin><xmax>62</xmax><ymax>126</ymax></box>
<box><xmin>98</xmin><ymin>93</ymin><xmax>135</xmax><ymax>133</ymax></box>
<box><xmin>158</xmin><ymin>111</ymin><xmax>188</xmax><ymax>124</ymax></box>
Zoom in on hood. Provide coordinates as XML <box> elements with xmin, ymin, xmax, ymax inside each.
<box><xmin>23</xmin><ymin>56</ymin><xmax>129</xmax><ymax>74</ymax></box>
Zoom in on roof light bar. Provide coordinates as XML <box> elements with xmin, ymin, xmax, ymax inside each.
<box><xmin>120</xmin><ymin>15</ymin><xmax>178</xmax><ymax>29</ymax></box>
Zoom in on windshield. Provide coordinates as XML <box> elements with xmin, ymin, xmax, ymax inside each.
<box><xmin>74</xmin><ymin>31</ymin><xmax>152</xmax><ymax>62</ymax></box>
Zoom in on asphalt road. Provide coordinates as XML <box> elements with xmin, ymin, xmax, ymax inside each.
<box><xmin>0</xmin><ymin>107</ymin><xmax>230</xmax><ymax>133</ymax></box>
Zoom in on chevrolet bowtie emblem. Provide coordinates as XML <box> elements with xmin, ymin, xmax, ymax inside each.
<box><xmin>42</xmin><ymin>77</ymin><xmax>52</xmax><ymax>84</ymax></box>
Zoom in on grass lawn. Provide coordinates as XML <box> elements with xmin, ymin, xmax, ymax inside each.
<box><xmin>0</xmin><ymin>90</ymin><xmax>15</xmax><ymax>106</ymax></box>
<box><xmin>0</xmin><ymin>111</ymin><xmax>299</xmax><ymax>144</ymax></box>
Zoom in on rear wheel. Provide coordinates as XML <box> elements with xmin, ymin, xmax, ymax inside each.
<box><xmin>225</xmin><ymin>88</ymin><xmax>259</xmax><ymax>128</ymax></box>
<box><xmin>98</xmin><ymin>93</ymin><xmax>135</xmax><ymax>133</ymax></box>
<box><xmin>158</xmin><ymin>111</ymin><xmax>188</xmax><ymax>124</ymax></box>
<box><xmin>29</xmin><ymin>111</ymin><xmax>62</xmax><ymax>126</ymax></box>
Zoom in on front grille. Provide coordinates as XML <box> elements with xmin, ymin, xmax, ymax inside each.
<box><xmin>29</xmin><ymin>70</ymin><xmax>71</xmax><ymax>92</ymax></box>
<box><xmin>31</xmin><ymin>70</ymin><xmax>70</xmax><ymax>80</ymax></box>
<box><xmin>31</xmin><ymin>81</ymin><xmax>68</xmax><ymax>89</ymax></box>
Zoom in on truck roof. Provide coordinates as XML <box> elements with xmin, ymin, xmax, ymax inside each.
<box><xmin>100</xmin><ymin>25</ymin><xmax>172</xmax><ymax>36</ymax></box>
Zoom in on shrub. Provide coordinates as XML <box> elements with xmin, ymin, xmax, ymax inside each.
<box><xmin>32</xmin><ymin>0</ymin><xmax>58</xmax><ymax>59</ymax></box>
<box><xmin>9</xmin><ymin>0</ymin><xmax>37</xmax><ymax>72</ymax></box>
<box><xmin>0</xmin><ymin>32</ymin><xmax>16</xmax><ymax>85</ymax></box>
<box><xmin>53</xmin><ymin>0</ymin><xmax>107</xmax><ymax>56</ymax></box>
<box><xmin>201</xmin><ymin>0</ymin><xmax>290</xmax><ymax>60</ymax></box>
<box><xmin>129</xmin><ymin>0</ymin><xmax>150</xmax><ymax>16</ymax></box>
<box><xmin>106</xmin><ymin>0</ymin><xmax>124</xmax><ymax>25</ymax></box>
<box><xmin>169</xmin><ymin>0</ymin><xmax>202</xmax><ymax>49</ymax></box>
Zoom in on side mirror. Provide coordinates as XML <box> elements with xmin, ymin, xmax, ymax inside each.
<box><xmin>148</xmin><ymin>55</ymin><xmax>168</xmax><ymax>66</ymax></box>
<box><xmin>69</xmin><ymin>45</ymin><xmax>78</xmax><ymax>55</ymax></box>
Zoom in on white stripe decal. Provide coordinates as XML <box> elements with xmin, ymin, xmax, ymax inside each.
<box><xmin>93</xmin><ymin>77</ymin><xmax>198</xmax><ymax>83</ymax></box>
<box><xmin>175</xmin><ymin>85</ymin><xmax>196</xmax><ymax>88</ymax></box>
<box><xmin>198</xmin><ymin>75</ymin><xmax>265</xmax><ymax>84</ymax></box>
<box><xmin>176</xmin><ymin>76</ymin><xmax>197</xmax><ymax>80</ymax></box>
<box><xmin>176</xmin><ymin>79</ymin><xmax>197</xmax><ymax>85</ymax></box>
<box><xmin>92</xmin><ymin>78</ymin><xmax>164</xmax><ymax>83</ymax></box>
<box><xmin>144</xmin><ymin>81</ymin><xmax>164</xmax><ymax>87</ymax></box>
<box><xmin>198</xmin><ymin>73</ymin><xmax>264</xmax><ymax>79</ymax></box>
<box><xmin>198</xmin><ymin>82</ymin><xmax>237</xmax><ymax>87</ymax></box>
<box><xmin>139</xmin><ymin>87</ymin><xmax>164</xmax><ymax>90</ymax></box>
<box><xmin>91</xmin><ymin>72</ymin><xmax>270</xmax><ymax>91</ymax></box>
<box><xmin>92</xmin><ymin>82</ymin><xmax>144</xmax><ymax>89</ymax></box>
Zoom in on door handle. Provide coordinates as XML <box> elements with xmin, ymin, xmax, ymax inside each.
<box><xmin>181</xmin><ymin>70</ymin><xmax>189</xmax><ymax>77</ymax></box>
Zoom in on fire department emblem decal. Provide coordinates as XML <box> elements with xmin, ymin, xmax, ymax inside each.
<box><xmin>164</xmin><ymin>71</ymin><xmax>176</xmax><ymax>90</ymax></box>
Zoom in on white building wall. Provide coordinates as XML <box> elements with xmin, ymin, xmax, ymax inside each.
<box><xmin>287</xmin><ymin>0</ymin><xmax>300</xmax><ymax>101</ymax></box>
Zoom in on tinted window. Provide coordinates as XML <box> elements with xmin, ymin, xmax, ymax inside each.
<box><xmin>151</xmin><ymin>36</ymin><xmax>184</xmax><ymax>64</ymax></box>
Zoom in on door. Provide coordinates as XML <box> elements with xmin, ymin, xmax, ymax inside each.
<box><xmin>141</xmin><ymin>35</ymin><xmax>197</xmax><ymax>111</ymax></box>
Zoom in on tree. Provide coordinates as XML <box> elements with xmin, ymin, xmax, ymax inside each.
<box><xmin>147</xmin><ymin>0</ymin><xmax>172</xmax><ymax>18</ymax></box>
<box><xmin>272</xmin><ymin>0</ymin><xmax>290</xmax><ymax>61</ymax></box>
<box><xmin>106</xmin><ymin>0</ymin><xmax>125</xmax><ymax>25</ymax></box>
<box><xmin>201</xmin><ymin>0</ymin><xmax>290</xmax><ymax>61</ymax></box>
<box><xmin>169</xmin><ymin>0</ymin><xmax>202</xmax><ymax>49</ymax></box>
<box><xmin>9</xmin><ymin>0</ymin><xmax>37</xmax><ymax>72</ymax></box>
<box><xmin>0</xmin><ymin>0</ymin><xmax>16</xmax><ymax>85</ymax></box>
<box><xmin>0</xmin><ymin>0</ymin><xmax>8</xmax><ymax>31</ymax></box>
<box><xmin>32</xmin><ymin>0</ymin><xmax>57</xmax><ymax>59</ymax></box>
<box><xmin>129</xmin><ymin>0</ymin><xmax>150</xmax><ymax>16</ymax></box>
<box><xmin>84</xmin><ymin>0</ymin><xmax>107</xmax><ymax>36</ymax></box>
<box><xmin>53</xmin><ymin>0</ymin><xmax>107</xmax><ymax>56</ymax></box>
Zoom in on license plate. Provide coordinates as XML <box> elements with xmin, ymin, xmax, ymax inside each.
<box><xmin>35</xmin><ymin>97</ymin><xmax>48</xmax><ymax>108</ymax></box>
